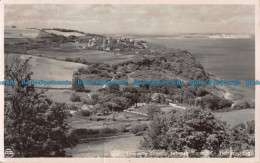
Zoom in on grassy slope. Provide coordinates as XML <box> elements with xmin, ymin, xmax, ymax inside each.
<box><xmin>213</xmin><ymin>109</ymin><xmax>254</xmax><ymax>126</ymax></box>
<box><xmin>4</xmin><ymin>28</ymin><xmax>39</xmax><ymax>39</ymax></box>
<box><xmin>6</xmin><ymin>53</ymin><xmax>87</xmax><ymax>88</ymax></box>
<box><xmin>27</xmin><ymin>46</ymin><xmax>135</xmax><ymax>65</ymax></box>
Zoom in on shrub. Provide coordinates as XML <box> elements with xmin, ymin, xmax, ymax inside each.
<box><xmin>79</xmin><ymin>110</ymin><xmax>91</xmax><ymax>117</ymax></box>
<box><xmin>78</xmin><ymin>67</ymin><xmax>89</xmax><ymax>74</ymax></box>
<box><xmin>196</xmin><ymin>87</ymin><xmax>209</xmax><ymax>96</ymax></box>
<box><xmin>89</xmin><ymin>117</ymin><xmax>105</xmax><ymax>121</ymax></box>
<box><xmin>99</xmin><ymin>128</ymin><xmax>117</xmax><ymax>135</ymax></box>
<box><xmin>67</xmin><ymin>104</ymin><xmax>79</xmax><ymax>110</ymax></box>
<box><xmin>79</xmin><ymin>58</ymin><xmax>88</xmax><ymax>64</ymax></box>
<box><xmin>147</xmin><ymin>104</ymin><xmax>161</xmax><ymax>120</ymax></box>
<box><xmin>73</xmin><ymin>57</ymin><xmax>80</xmax><ymax>63</ymax></box>
<box><xmin>233</xmin><ymin>101</ymin><xmax>251</xmax><ymax>110</ymax></box>
<box><xmin>65</xmin><ymin>57</ymin><xmax>73</xmax><ymax>62</ymax></box>
<box><xmin>140</xmin><ymin>108</ymin><xmax>229</xmax><ymax>156</ymax></box>
<box><xmin>117</xmin><ymin>124</ymin><xmax>130</xmax><ymax>133</ymax></box>
<box><xmin>72</xmin><ymin>76</ymin><xmax>85</xmax><ymax>92</ymax></box>
<box><xmin>218</xmin><ymin>99</ymin><xmax>232</xmax><ymax>109</ymax></box>
<box><xmin>230</xmin><ymin>121</ymin><xmax>255</xmax><ymax>152</ymax></box>
<box><xmin>129</xmin><ymin>123</ymin><xmax>148</xmax><ymax>135</ymax></box>
<box><xmin>70</xmin><ymin>93</ymin><xmax>81</xmax><ymax>102</ymax></box>
<box><xmin>82</xmin><ymin>99</ymin><xmax>94</xmax><ymax>105</ymax></box>
<box><xmin>70</xmin><ymin>129</ymin><xmax>99</xmax><ymax>137</ymax></box>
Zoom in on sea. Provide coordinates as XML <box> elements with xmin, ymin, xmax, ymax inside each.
<box><xmin>139</xmin><ymin>36</ymin><xmax>255</xmax><ymax>83</ymax></box>
<box><xmin>68</xmin><ymin>35</ymin><xmax>255</xmax><ymax>156</ymax></box>
<box><xmin>115</xmin><ymin>34</ymin><xmax>255</xmax><ymax>96</ymax></box>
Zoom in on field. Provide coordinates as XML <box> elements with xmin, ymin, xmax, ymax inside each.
<box><xmin>27</xmin><ymin>46</ymin><xmax>135</xmax><ymax>65</ymax></box>
<box><xmin>133</xmin><ymin>103</ymin><xmax>254</xmax><ymax>127</ymax></box>
<box><xmin>4</xmin><ymin>38</ymin><xmax>31</xmax><ymax>45</ymax></box>
<box><xmin>66</xmin><ymin>134</ymin><xmax>143</xmax><ymax>157</ymax></box>
<box><xmin>213</xmin><ymin>109</ymin><xmax>254</xmax><ymax>126</ymax></box>
<box><xmin>66</xmin><ymin>111</ymin><xmax>147</xmax><ymax>157</ymax></box>
<box><xmin>44</xmin><ymin>29</ymin><xmax>85</xmax><ymax>37</ymax></box>
<box><xmin>6</xmin><ymin>53</ymin><xmax>87</xmax><ymax>88</ymax></box>
<box><xmin>131</xmin><ymin>103</ymin><xmax>184</xmax><ymax>115</ymax></box>
<box><xmin>159</xmin><ymin>104</ymin><xmax>186</xmax><ymax>112</ymax></box>
<box><xmin>67</xmin><ymin>111</ymin><xmax>148</xmax><ymax>129</ymax></box>
<box><xmin>4</xmin><ymin>28</ymin><xmax>39</xmax><ymax>38</ymax></box>
<box><xmin>43</xmin><ymin>89</ymin><xmax>91</xmax><ymax>103</ymax></box>
<box><xmin>158</xmin><ymin>104</ymin><xmax>254</xmax><ymax>126</ymax></box>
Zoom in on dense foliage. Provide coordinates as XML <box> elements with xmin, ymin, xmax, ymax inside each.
<box><xmin>4</xmin><ymin>56</ymin><xmax>77</xmax><ymax>157</ymax></box>
<box><xmin>140</xmin><ymin>108</ymin><xmax>254</xmax><ymax>157</ymax></box>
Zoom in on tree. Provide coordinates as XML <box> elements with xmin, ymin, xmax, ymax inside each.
<box><xmin>232</xmin><ymin>101</ymin><xmax>251</xmax><ymax>110</ymax></box>
<box><xmin>122</xmin><ymin>92</ymin><xmax>139</xmax><ymax>107</ymax></box>
<box><xmin>122</xmin><ymin>86</ymin><xmax>140</xmax><ymax>107</ymax></box>
<box><xmin>147</xmin><ymin>104</ymin><xmax>161</xmax><ymax>120</ymax></box>
<box><xmin>218</xmin><ymin>99</ymin><xmax>232</xmax><ymax>109</ymax></box>
<box><xmin>111</xmin><ymin>97</ymin><xmax>131</xmax><ymax>112</ymax></box>
<box><xmin>229</xmin><ymin>121</ymin><xmax>255</xmax><ymax>152</ymax></box>
<box><xmin>72</xmin><ymin>75</ymin><xmax>85</xmax><ymax>92</ymax></box>
<box><xmin>106</xmin><ymin>85</ymin><xmax>120</xmax><ymax>94</ymax></box>
<box><xmin>141</xmin><ymin>108</ymin><xmax>229</xmax><ymax>157</ymax></box>
<box><xmin>91</xmin><ymin>94</ymin><xmax>99</xmax><ymax>105</ymax></box>
<box><xmin>5</xmin><ymin>56</ymin><xmax>33</xmax><ymax>88</ymax></box>
<box><xmin>4</xmin><ymin>56</ymin><xmax>77</xmax><ymax>157</ymax></box>
<box><xmin>196</xmin><ymin>87</ymin><xmax>209</xmax><ymax>96</ymax></box>
<box><xmin>70</xmin><ymin>93</ymin><xmax>81</xmax><ymax>102</ymax></box>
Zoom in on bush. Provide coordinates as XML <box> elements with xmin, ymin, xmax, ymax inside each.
<box><xmin>218</xmin><ymin>99</ymin><xmax>232</xmax><ymax>109</ymax></box>
<box><xmin>73</xmin><ymin>57</ymin><xmax>80</xmax><ymax>63</ymax></box>
<box><xmin>89</xmin><ymin>117</ymin><xmax>105</xmax><ymax>121</ymax></box>
<box><xmin>65</xmin><ymin>57</ymin><xmax>73</xmax><ymax>62</ymax></box>
<box><xmin>99</xmin><ymin>128</ymin><xmax>117</xmax><ymax>135</ymax></box>
<box><xmin>72</xmin><ymin>76</ymin><xmax>85</xmax><ymax>92</ymax></box>
<box><xmin>67</xmin><ymin>104</ymin><xmax>79</xmax><ymax>110</ymax></box>
<box><xmin>196</xmin><ymin>87</ymin><xmax>209</xmax><ymax>96</ymax></box>
<box><xmin>230</xmin><ymin>121</ymin><xmax>255</xmax><ymax>152</ymax></box>
<box><xmin>233</xmin><ymin>101</ymin><xmax>251</xmax><ymax>110</ymax></box>
<box><xmin>130</xmin><ymin>123</ymin><xmax>148</xmax><ymax>135</ymax></box>
<box><xmin>79</xmin><ymin>110</ymin><xmax>91</xmax><ymax>117</ymax></box>
<box><xmin>70</xmin><ymin>93</ymin><xmax>81</xmax><ymax>102</ymax></box>
<box><xmin>82</xmin><ymin>99</ymin><xmax>94</xmax><ymax>105</ymax></box>
<box><xmin>79</xmin><ymin>58</ymin><xmax>88</xmax><ymax>64</ymax></box>
<box><xmin>147</xmin><ymin>104</ymin><xmax>161</xmax><ymax>120</ymax></box>
<box><xmin>117</xmin><ymin>124</ymin><xmax>130</xmax><ymax>133</ymax></box>
<box><xmin>140</xmin><ymin>108</ymin><xmax>230</xmax><ymax>156</ymax></box>
<box><xmin>78</xmin><ymin>67</ymin><xmax>89</xmax><ymax>74</ymax></box>
<box><xmin>70</xmin><ymin>129</ymin><xmax>99</xmax><ymax>137</ymax></box>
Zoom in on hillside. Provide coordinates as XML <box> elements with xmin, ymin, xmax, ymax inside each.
<box><xmin>4</xmin><ymin>28</ymin><xmax>253</xmax><ymax>111</ymax></box>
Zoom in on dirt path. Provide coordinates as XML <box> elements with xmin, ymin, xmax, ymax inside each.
<box><xmin>169</xmin><ymin>103</ymin><xmax>186</xmax><ymax>110</ymax></box>
<box><xmin>123</xmin><ymin>110</ymin><xmax>147</xmax><ymax>116</ymax></box>
<box><xmin>102</xmin><ymin>77</ymin><xmax>115</xmax><ymax>88</ymax></box>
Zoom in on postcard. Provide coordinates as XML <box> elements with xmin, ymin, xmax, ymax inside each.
<box><xmin>0</xmin><ymin>0</ymin><xmax>259</xmax><ymax>162</ymax></box>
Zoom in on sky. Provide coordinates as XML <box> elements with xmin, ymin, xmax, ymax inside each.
<box><xmin>4</xmin><ymin>4</ymin><xmax>255</xmax><ymax>34</ymax></box>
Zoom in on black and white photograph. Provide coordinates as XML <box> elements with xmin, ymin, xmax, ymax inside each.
<box><xmin>1</xmin><ymin>0</ymin><xmax>259</xmax><ymax>161</ymax></box>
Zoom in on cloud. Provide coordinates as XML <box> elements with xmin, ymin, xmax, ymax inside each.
<box><xmin>4</xmin><ymin>4</ymin><xmax>255</xmax><ymax>34</ymax></box>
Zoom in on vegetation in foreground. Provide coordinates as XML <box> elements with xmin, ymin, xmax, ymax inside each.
<box><xmin>4</xmin><ymin>56</ymin><xmax>78</xmax><ymax>157</ymax></box>
<box><xmin>140</xmin><ymin>108</ymin><xmax>254</xmax><ymax>157</ymax></box>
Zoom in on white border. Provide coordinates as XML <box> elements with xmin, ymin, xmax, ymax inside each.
<box><xmin>0</xmin><ymin>0</ymin><xmax>259</xmax><ymax>163</ymax></box>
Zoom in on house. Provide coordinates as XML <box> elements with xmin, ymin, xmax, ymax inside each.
<box><xmin>130</xmin><ymin>39</ymin><xmax>134</xmax><ymax>43</ymax></box>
